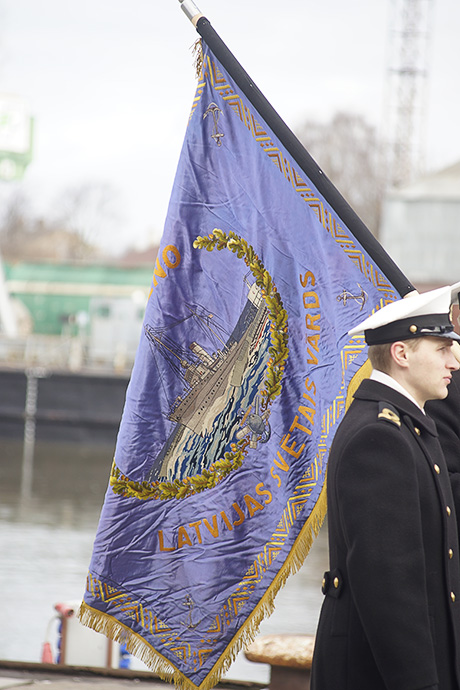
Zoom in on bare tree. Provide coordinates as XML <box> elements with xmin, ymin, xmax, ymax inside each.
<box><xmin>0</xmin><ymin>190</ymin><xmax>34</xmax><ymax>256</ymax></box>
<box><xmin>296</xmin><ymin>112</ymin><xmax>385</xmax><ymax>237</ymax></box>
<box><xmin>0</xmin><ymin>190</ymin><xmax>100</xmax><ymax>261</ymax></box>
<box><xmin>0</xmin><ymin>182</ymin><xmax>124</xmax><ymax>261</ymax></box>
<box><xmin>51</xmin><ymin>182</ymin><xmax>124</xmax><ymax>251</ymax></box>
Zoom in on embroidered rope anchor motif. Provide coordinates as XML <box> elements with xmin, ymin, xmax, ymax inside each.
<box><xmin>203</xmin><ymin>102</ymin><xmax>224</xmax><ymax>145</ymax></box>
<box><xmin>337</xmin><ymin>284</ymin><xmax>368</xmax><ymax>311</ymax></box>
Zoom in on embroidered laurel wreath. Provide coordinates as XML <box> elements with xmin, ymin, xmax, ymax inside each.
<box><xmin>110</xmin><ymin>229</ymin><xmax>289</xmax><ymax>501</ymax></box>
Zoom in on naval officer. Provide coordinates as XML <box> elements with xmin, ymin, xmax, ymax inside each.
<box><xmin>311</xmin><ymin>283</ymin><xmax>460</xmax><ymax>690</ymax></box>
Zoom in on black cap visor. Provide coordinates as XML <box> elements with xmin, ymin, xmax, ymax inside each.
<box><xmin>364</xmin><ymin>313</ymin><xmax>460</xmax><ymax>345</ymax></box>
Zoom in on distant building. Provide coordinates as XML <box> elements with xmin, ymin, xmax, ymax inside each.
<box><xmin>1</xmin><ymin>259</ymin><xmax>155</xmax><ymax>371</ymax></box>
<box><xmin>380</xmin><ymin>161</ymin><xmax>460</xmax><ymax>287</ymax></box>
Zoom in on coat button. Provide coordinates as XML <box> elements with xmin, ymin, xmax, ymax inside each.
<box><xmin>451</xmin><ymin>592</ymin><xmax>456</xmax><ymax>602</ymax></box>
<box><xmin>447</xmin><ymin>506</ymin><xmax>452</xmax><ymax>516</ymax></box>
<box><xmin>434</xmin><ymin>464</ymin><xmax>441</xmax><ymax>474</ymax></box>
<box><xmin>333</xmin><ymin>577</ymin><xmax>339</xmax><ymax>589</ymax></box>
<box><xmin>414</xmin><ymin>427</ymin><xmax>421</xmax><ymax>436</ymax></box>
<box><xmin>449</xmin><ymin>549</ymin><xmax>454</xmax><ymax>559</ymax></box>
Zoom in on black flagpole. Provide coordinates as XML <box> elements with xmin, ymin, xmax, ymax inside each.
<box><xmin>179</xmin><ymin>0</ymin><xmax>414</xmax><ymax>298</ymax></box>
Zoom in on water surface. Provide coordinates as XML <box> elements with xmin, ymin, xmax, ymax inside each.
<box><xmin>0</xmin><ymin>438</ymin><xmax>328</xmax><ymax>684</ymax></box>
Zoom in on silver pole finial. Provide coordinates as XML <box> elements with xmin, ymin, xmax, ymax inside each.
<box><xmin>179</xmin><ymin>0</ymin><xmax>204</xmax><ymax>26</ymax></box>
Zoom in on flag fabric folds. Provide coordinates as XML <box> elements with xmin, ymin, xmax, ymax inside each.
<box><xmin>79</xmin><ymin>40</ymin><xmax>399</xmax><ymax>690</ymax></box>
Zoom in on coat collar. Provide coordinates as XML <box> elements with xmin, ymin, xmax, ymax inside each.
<box><xmin>353</xmin><ymin>378</ymin><xmax>438</xmax><ymax>437</ymax></box>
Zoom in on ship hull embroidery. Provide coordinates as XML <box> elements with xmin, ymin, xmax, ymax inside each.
<box><xmin>145</xmin><ymin>280</ymin><xmax>270</xmax><ymax>482</ymax></box>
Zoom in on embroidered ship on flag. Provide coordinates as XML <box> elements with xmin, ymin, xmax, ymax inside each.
<box><xmin>79</xmin><ymin>36</ymin><xmax>402</xmax><ymax>690</ymax></box>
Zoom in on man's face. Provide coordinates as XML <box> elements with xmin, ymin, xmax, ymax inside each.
<box><xmin>404</xmin><ymin>337</ymin><xmax>459</xmax><ymax>406</ymax></box>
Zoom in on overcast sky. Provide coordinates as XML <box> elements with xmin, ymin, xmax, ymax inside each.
<box><xmin>1</xmin><ymin>0</ymin><xmax>459</xmax><ymax>254</ymax></box>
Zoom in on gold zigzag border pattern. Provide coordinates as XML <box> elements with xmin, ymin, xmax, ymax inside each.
<box><xmin>189</xmin><ymin>52</ymin><xmax>397</xmax><ymax>308</ymax></box>
<box><xmin>214</xmin><ymin>337</ymin><xmax>366</xmax><ymax>629</ymax></box>
<box><xmin>80</xmin><ymin>343</ymin><xmax>367</xmax><ymax>688</ymax></box>
<box><xmin>82</xmin><ymin>337</ymin><xmax>366</xmax><ymax>666</ymax></box>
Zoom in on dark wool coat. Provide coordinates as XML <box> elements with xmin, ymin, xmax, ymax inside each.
<box><xmin>426</xmin><ymin>369</ymin><xmax>460</xmax><ymax>527</ymax></box>
<box><xmin>311</xmin><ymin>379</ymin><xmax>460</xmax><ymax>690</ymax></box>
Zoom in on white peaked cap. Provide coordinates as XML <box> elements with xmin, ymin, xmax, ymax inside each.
<box><xmin>348</xmin><ymin>281</ymin><xmax>460</xmax><ymax>345</ymax></box>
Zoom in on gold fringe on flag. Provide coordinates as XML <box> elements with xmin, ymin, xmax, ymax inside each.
<box><xmin>78</xmin><ymin>481</ymin><xmax>327</xmax><ymax>690</ymax></box>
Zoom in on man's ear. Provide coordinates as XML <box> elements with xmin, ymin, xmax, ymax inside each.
<box><xmin>390</xmin><ymin>341</ymin><xmax>410</xmax><ymax>368</ymax></box>
<box><xmin>452</xmin><ymin>341</ymin><xmax>460</xmax><ymax>364</ymax></box>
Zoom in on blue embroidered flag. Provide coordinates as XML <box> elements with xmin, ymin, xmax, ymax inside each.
<box><xmin>79</xmin><ymin>40</ymin><xmax>400</xmax><ymax>690</ymax></box>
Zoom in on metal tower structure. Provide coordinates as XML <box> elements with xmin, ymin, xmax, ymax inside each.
<box><xmin>384</xmin><ymin>0</ymin><xmax>434</xmax><ymax>188</ymax></box>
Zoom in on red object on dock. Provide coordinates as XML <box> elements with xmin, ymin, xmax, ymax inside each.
<box><xmin>41</xmin><ymin>642</ymin><xmax>54</xmax><ymax>664</ymax></box>
<box><xmin>54</xmin><ymin>603</ymin><xmax>76</xmax><ymax>618</ymax></box>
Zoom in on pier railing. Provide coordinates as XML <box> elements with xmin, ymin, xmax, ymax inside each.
<box><xmin>0</xmin><ymin>333</ymin><xmax>135</xmax><ymax>374</ymax></box>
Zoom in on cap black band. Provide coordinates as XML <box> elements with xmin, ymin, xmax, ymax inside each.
<box><xmin>365</xmin><ymin>313</ymin><xmax>456</xmax><ymax>345</ymax></box>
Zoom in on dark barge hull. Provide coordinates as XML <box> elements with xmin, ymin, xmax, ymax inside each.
<box><xmin>0</xmin><ymin>366</ymin><xmax>130</xmax><ymax>444</ymax></box>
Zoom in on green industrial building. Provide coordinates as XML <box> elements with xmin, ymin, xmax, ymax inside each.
<box><xmin>1</xmin><ymin>260</ymin><xmax>154</xmax><ymax>370</ymax></box>
<box><xmin>4</xmin><ymin>260</ymin><xmax>152</xmax><ymax>335</ymax></box>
